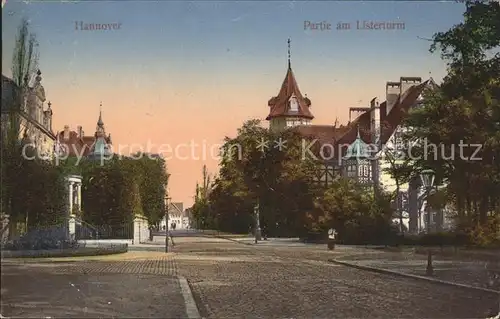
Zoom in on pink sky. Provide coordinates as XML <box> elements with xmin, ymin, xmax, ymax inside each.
<box><xmin>47</xmin><ymin>70</ymin><xmax>395</xmax><ymax>208</ymax></box>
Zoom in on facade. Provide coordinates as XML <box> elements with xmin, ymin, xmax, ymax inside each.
<box><xmin>56</xmin><ymin>107</ymin><xmax>113</xmax><ymax>160</ymax></box>
<box><xmin>266</xmin><ymin>40</ymin><xmax>439</xmax><ymax>233</ymax></box>
<box><xmin>161</xmin><ymin>202</ymin><xmax>190</xmax><ymax>230</ymax></box>
<box><xmin>1</xmin><ymin>71</ymin><xmax>56</xmax><ymax>160</ymax></box>
<box><xmin>343</xmin><ymin>128</ymin><xmax>373</xmax><ymax>185</ymax></box>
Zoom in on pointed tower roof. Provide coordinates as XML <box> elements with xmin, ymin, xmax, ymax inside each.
<box><xmin>344</xmin><ymin>125</ymin><xmax>370</xmax><ymax>159</ymax></box>
<box><xmin>97</xmin><ymin>102</ymin><xmax>104</xmax><ymax>127</ymax></box>
<box><xmin>266</xmin><ymin>39</ymin><xmax>314</xmax><ymax>120</ymax></box>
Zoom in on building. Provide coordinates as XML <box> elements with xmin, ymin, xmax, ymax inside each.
<box><xmin>266</xmin><ymin>39</ymin><xmax>314</xmax><ymax>132</ymax></box>
<box><xmin>56</xmin><ymin>106</ymin><xmax>113</xmax><ymax>160</ymax></box>
<box><xmin>160</xmin><ymin>202</ymin><xmax>190</xmax><ymax>230</ymax></box>
<box><xmin>266</xmin><ymin>39</ymin><xmax>438</xmax><ymax>232</ymax></box>
<box><xmin>1</xmin><ymin>71</ymin><xmax>56</xmax><ymax>160</ymax></box>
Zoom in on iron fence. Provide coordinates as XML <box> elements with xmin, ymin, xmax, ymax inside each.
<box><xmin>76</xmin><ymin>222</ymin><xmax>133</xmax><ymax>240</ymax></box>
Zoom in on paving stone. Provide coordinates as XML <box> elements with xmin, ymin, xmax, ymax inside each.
<box><xmin>1</xmin><ymin>261</ymin><xmax>184</xmax><ymax>318</ymax></box>
<box><xmin>173</xmin><ymin>238</ymin><xmax>499</xmax><ymax>319</ymax></box>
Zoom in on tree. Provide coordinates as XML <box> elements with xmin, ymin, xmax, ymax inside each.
<box><xmin>1</xmin><ymin>17</ymin><xmax>61</xmax><ymax>239</ymax></box>
<box><xmin>398</xmin><ymin>0</ymin><xmax>500</xmax><ymax>245</ymax></box>
<box><xmin>133</xmin><ymin>154</ymin><xmax>169</xmax><ymax>225</ymax></box>
<box><xmin>192</xmin><ymin>165</ymin><xmax>215</xmax><ymax>229</ymax></box>
<box><xmin>313</xmin><ymin>178</ymin><xmax>395</xmax><ymax>244</ymax></box>
<box><xmin>11</xmin><ymin>18</ymin><xmax>39</xmax><ymax>88</ymax></box>
<box><xmin>202</xmin><ymin>119</ymin><xmax>320</xmax><ymax>236</ymax></box>
<box><xmin>74</xmin><ymin>154</ymin><xmax>168</xmax><ymax>237</ymax></box>
<box><xmin>383</xmin><ymin>140</ymin><xmax>407</xmax><ymax>232</ymax></box>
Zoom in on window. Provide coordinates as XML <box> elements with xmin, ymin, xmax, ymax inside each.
<box><xmin>289</xmin><ymin>95</ymin><xmax>299</xmax><ymax>112</ymax></box>
<box><xmin>347</xmin><ymin>164</ymin><xmax>356</xmax><ymax>178</ymax></box>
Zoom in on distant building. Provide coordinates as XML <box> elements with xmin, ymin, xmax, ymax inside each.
<box><xmin>1</xmin><ymin>71</ymin><xmax>56</xmax><ymax>160</ymax></box>
<box><xmin>160</xmin><ymin>202</ymin><xmax>190</xmax><ymax>230</ymax></box>
<box><xmin>56</xmin><ymin>105</ymin><xmax>113</xmax><ymax>160</ymax></box>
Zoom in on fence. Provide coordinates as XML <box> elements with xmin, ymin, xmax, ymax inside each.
<box><xmin>76</xmin><ymin>222</ymin><xmax>134</xmax><ymax>240</ymax></box>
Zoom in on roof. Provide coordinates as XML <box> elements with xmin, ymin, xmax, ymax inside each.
<box><xmin>56</xmin><ymin>130</ymin><xmax>112</xmax><ymax>157</ymax></box>
<box><xmin>344</xmin><ymin>129</ymin><xmax>371</xmax><ymax>159</ymax></box>
<box><xmin>169</xmin><ymin>202</ymin><xmax>184</xmax><ymax>216</ymax></box>
<box><xmin>293</xmin><ymin>79</ymin><xmax>431</xmax><ymax>160</ymax></box>
<box><xmin>337</xmin><ymin>80</ymin><xmax>430</xmax><ymax>157</ymax></box>
<box><xmin>266</xmin><ymin>66</ymin><xmax>314</xmax><ymax>120</ymax></box>
<box><xmin>293</xmin><ymin>124</ymin><xmax>350</xmax><ymax>146</ymax></box>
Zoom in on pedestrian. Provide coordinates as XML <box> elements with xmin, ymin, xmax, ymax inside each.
<box><xmin>148</xmin><ymin>225</ymin><xmax>154</xmax><ymax>241</ymax></box>
<box><xmin>327</xmin><ymin>228</ymin><xmax>337</xmax><ymax>250</ymax></box>
<box><xmin>168</xmin><ymin>230</ymin><xmax>175</xmax><ymax>246</ymax></box>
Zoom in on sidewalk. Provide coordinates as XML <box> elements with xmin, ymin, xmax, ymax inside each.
<box><xmin>334</xmin><ymin>249</ymin><xmax>500</xmax><ymax>292</ymax></box>
<box><xmin>1</xmin><ymin>260</ymin><xmax>198</xmax><ymax>318</ymax></box>
<box><xmin>412</xmin><ymin>246</ymin><xmax>500</xmax><ymax>262</ymax></box>
<box><xmin>219</xmin><ymin>236</ymin><xmax>324</xmax><ymax>247</ymax></box>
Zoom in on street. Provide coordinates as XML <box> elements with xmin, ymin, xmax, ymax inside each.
<box><xmin>1</xmin><ymin>231</ymin><xmax>499</xmax><ymax>318</ymax></box>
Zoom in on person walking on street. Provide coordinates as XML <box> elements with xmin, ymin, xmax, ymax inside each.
<box><xmin>328</xmin><ymin>228</ymin><xmax>337</xmax><ymax>250</ymax></box>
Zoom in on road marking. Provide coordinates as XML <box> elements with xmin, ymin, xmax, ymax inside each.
<box><xmin>178</xmin><ymin>276</ymin><xmax>201</xmax><ymax>319</ymax></box>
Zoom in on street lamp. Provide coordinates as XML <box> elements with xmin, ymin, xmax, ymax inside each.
<box><xmin>420</xmin><ymin>169</ymin><xmax>435</xmax><ymax>276</ymax></box>
<box><xmin>254</xmin><ymin>202</ymin><xmax>261</xmax><ymax>243</ymax></box>
<box><xmin>165</xmin><ymin>195</ymin><xmax>171</xmax><ymax>253</ymax></box>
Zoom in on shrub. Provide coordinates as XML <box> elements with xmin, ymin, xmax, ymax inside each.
<box><xmin>300</xmin><ymin>231</ymin><xmax>326</xmax><ymax>243</ymax></box>
<box><xmin>2</xmin><ymin>226</ymin><xmax>80</xmax><ymax>250</ymax></box>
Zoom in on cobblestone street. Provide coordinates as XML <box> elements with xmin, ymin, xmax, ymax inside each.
<box><xmin>172</xmin><ymin>235</ymin><xmax>499</xmax><ymax>319</ymax></box>
<box><xmin>1</xmin><ymin>234</ymin><xmax>499</xmax><ymax>318</ymax></box>
<box><xmin>1</xmin><ymin>263</ymin><xmax>185</xmax><ymax>318</ymax></box>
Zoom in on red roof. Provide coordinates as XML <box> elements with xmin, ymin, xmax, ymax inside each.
<box><xmin>57</xmin><ymin>130</ymin><xmax>112</xmax><ymax>157</ymax></box>
<box><xmin>294</xmin><ymin>80</ymin><xmax>430</xmax><ymax>160</ymax></box>
<box><xmin>266</xmin><ymin>66</ymin><xmax>314</xmax><ymax>120</ymax></box>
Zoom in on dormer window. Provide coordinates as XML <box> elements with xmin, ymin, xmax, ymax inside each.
<box><xmin>289</xmin><ymin>94</ymin><xmax>299</xmax><ymax>112</ymax></box>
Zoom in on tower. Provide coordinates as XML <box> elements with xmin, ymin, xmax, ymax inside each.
<box><xmin>343</xmin><ymin>126</ymin><xmax>372</xmax><ymax>185</ymax></box>
<box><xmin>87</xmin><ymin>102</ymin><xmax>112</xmax><ymax>161</ymax></box>
<box><xmin>266</xmin><ymin>39</ymin><xmax>314</xmax><ymax>132</ymax></box>
<box><xmin>95</xmin><ymin>104</ymin><xmax>105</xmax><ymax>137</ymax></box>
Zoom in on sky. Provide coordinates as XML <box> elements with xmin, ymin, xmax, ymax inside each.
<box><xmin>2</xmin><ymin>0</ymin><xmax>467</xmax><ymax>207</ymax></box>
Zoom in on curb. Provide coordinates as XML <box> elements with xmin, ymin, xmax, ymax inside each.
<box><xmin>178</xmin><ymin>276</ymin><xmax>202</xmax><ymax>319</ymax></box>
<box><xmin>329</xmin><ymin>259</ymin><xmax>500</xmax><ymax>295</ymax></box>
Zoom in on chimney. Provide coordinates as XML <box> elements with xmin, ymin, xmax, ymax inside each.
<box><xmin>63</xmin><ymin>125</ymin><xmax>70</xmax><ymax>140</ymax></box>
<box><xmin>386</xmin><ymin>82</ymin><xmax>400</xmax><ymax>115</ymax></box>
<box><xmin>370</xmin><ymin>97</ymin><xmax>380</xmax><ymax>144</ymax></box>
<box><xmin>400</xmin><ymin>77</ymin><xmax>422</xmax><ymax>97</ymax></box>
<box><xmin>77</xmin><ymin>126</ymin><xmax>84</xmax><ymax>138</ymax></box>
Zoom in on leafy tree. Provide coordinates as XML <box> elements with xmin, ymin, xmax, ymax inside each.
<box><xmin>396</xmin><ymin>0</ymin><xmax>500</xmax><ymax>245</ymax></box>
<box><xmin>192</xmin><ymin>165</ymin><xmax>215</xmax><ymax>229</ymax></box>
<box><xmin>133</xmin><ymin>154</ymin><xmax>168</xmax><ymax>225</ymax></box>
<box><xmin>314</xmin><ymin>178</ymin><xmax>395</xmax><ymax>244</ymax></box>
<box><xmin>75</xmin><ymin>154</ymin><xmax>168</xmax><ymax>235</ymax></box>
<box><xmin>201</xmin><ymin>120</ymin><xmax>320</xmax><ymax>236</ymax></box>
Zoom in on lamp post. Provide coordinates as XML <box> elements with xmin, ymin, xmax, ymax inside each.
<box><xmin>254</xmin><ymin>201</ymin><xmax>261</xmax><ymax>243</ymax></box>
<box><xmin>420</xmin><ymin>169</ymin><xmax>435</xmax><ymax>276</ymax></box>
<box><xmin>165</xmin><ymin>195</ymin><xmax>171</xmax><ymax>253</ymax></box>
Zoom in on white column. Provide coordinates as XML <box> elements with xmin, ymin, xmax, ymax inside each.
<box><xmin>76</xmin><ymin>183</ymin><xmax>82</xmax><ymax>208</ymax></box>
<box><xmin>68</xmin><ymin>182</ymin><xmax>74</xmax><ymax>215</ymax></box>
<box><xmin>68</xmin><ymin>181</ymin><xmax>76</xmax><ymax>240</ymax></box>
